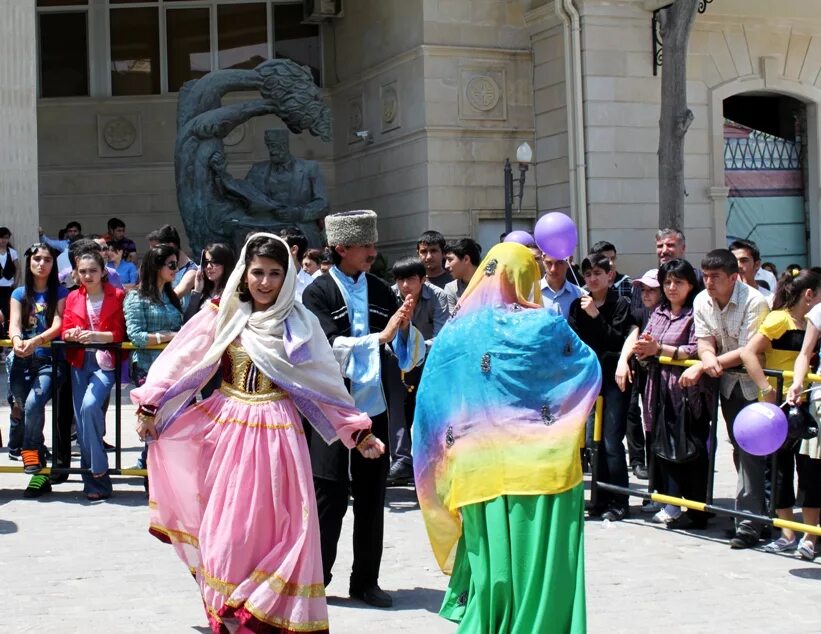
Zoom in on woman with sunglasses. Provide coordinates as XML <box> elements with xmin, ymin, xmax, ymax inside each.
<box><xmin>6</xmin><ymin>243</ymin><xmax>67</xmax><ymax>497</ymax></box>
<box><xmin>183</xmin><ymin>242</ymin><xmax>236</xmax><ymax>323</ymax></box>
<box><xmin>61</xmin><ymin>248</ymin><xmax>126</xmax><ymax>501</ymax></box>
<box><xmin>124</xmin><ymin>245</ymin><xmax>184</xmax><ymax>389</ymax></box>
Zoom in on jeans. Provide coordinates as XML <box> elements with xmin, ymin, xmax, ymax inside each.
<box><xmin>721</xmin><ymin>384</ymin><xmax>767</xmax><ymax>535</ymax></box>
<box><xmin>588</xmin><ymin>375</ymin><xmax>630</xmax><ymax>507</ymax></box>
<box><xmin>71</xmin><ymin>352</ymin><xmax>114</xmax><ymax>497</ymax></box>
<box><xmin>7</xmin><ymin>353</ymin><xmax>60</xmax><ymax>454</ymax></box>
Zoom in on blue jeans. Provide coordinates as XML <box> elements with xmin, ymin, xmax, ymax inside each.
<box><xmin>7</xmin><ymin>353</ymin><xmax>60</xmax><ymax>454</ymax></box>
<box><xmin>587</xmin><ymin>376</ymin><xmax>630</xmax><ymax>507</ymax></box>
<box><xmin>71</xmin><ymin>352</ymin><xmax>114</xmax><ymax>497</ymax></box>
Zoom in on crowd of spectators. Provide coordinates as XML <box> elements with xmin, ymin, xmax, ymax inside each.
<box><xmin>1</xmin><ymin>218</ymin><xmax>819</xmax><ymax>560</ymax></box>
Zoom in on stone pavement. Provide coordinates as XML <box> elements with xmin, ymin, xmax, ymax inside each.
<box><xmin>1</xmin><ymin>397</ymin><xmax>820</xmax><ymax>633</ymax></box>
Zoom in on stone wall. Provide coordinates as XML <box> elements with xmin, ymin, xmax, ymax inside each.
<box><xmin>327</xmin><ymin>0</ymin><xmax>536</xmax><ymax>261</ymax></box>
<box><xmin>0</xmin><ymin>1</ymin><xmax>39</xmax><ymax>249</ymax></box>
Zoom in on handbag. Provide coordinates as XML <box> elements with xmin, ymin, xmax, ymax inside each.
<box><xmin>653</xmin><ymin>392</ymin><xmax>700</xmax><ymax>463</ymax></box>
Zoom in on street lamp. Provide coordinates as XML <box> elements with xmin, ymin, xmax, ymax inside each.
<box><xmin>504</xmin><ymin>141</ymin><xmax>533</xmax><ymax>234</ymax></box>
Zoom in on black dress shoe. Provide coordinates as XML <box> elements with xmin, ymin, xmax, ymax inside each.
<box><xmin>350</xmin><ymin>584</ymin><xmax>393</xmax><ymax>608</ymax></box>
<box><xmin>632</xmin><ymin>464</ymin><xmax>649</xmax><ymax>480</ymax></box>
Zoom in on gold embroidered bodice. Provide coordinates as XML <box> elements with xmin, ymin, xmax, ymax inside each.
<box><xmin>219</xmin><ymin>343</ymin><xmax>287</xmax><ymax>403</ymax></box>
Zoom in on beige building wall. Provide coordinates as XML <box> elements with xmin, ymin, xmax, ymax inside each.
<box><xmin>1</xmin><ymin>1</ymin><xmax>40</xmax><ymax>250</ymax></box>
<box><xmin>327</xmin><ymin>0</ymin><xmax>537</xmax><ymax>261</ymax></box>
<box><xmin>527</xmin><ymin>0</ymin><xmax>821</xmax><ymax>274</ymax></box>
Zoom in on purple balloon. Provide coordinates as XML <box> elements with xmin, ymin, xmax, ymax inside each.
<box><xmin>504</xmin><ymin>230</ymin><xmax>534</xmax><ymax>246</ymax></box>
<box><xmin>534</xmin><ymin>212</ymin><xmax>578</xmax><ymax>260</ymax></box>
<box><xmin>733</xmin><ymin>402</ymin><xmax>788</xmax><ymax>456</ymax></box>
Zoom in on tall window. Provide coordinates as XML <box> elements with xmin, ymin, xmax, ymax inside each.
<box><xmin>36</xmin><ymin>1</ymin><xmax>322</xmax><ymax>98</ymax></box>
<box><xmin>37</xmin><ymin>1</ymin><xmax>89</xmax><ymax>97</ymax></box>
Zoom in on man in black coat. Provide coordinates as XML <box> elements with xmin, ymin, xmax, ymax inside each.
<box><xmin>302</xmin><ymin>210</ymin><xmax>425</xmax><ymax>608</ymax></box>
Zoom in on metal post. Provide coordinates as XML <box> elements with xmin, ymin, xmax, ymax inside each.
<box><xmin>503</xmin><ymin>158</ymin><xmax>513</xmax><ymax>234</ymax></box>
<box><xmin>705</xmin><ymin>390</ymin><xmax>720</xmax><ymax>504</ymax></box>
<box><xmin>114</xmin><ymin>344</ymin><xmax>122</xmax><ymax>471</ymax></box>
<box><xmin>50</xmin><ymin>342</ymin><xmax>59</xmax><ymax>476</ymax></box>
<box><xmin>768</xmin><ymin>375</ymin><xmax>785</xmax><ymax>518</ymax></box>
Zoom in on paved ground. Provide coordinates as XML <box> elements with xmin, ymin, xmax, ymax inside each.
<box><xmin>1</xmin><ymin>389</ymin><xmax>820</xmax><ymax>632</ymax></box>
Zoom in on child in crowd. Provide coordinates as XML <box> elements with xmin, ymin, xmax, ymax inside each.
<box><xmin>569</xmin><ymin>253</ymin><xmax>633</xmax><ymax>521</ymax></box>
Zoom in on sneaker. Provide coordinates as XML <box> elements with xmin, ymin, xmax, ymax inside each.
<box><xmin>762</xmin><ymin>537</ymin><xmax>798</xmax><ymax>553</ymax></box>
<box><xmin>601</xmin><ymin>505</ymin><xmax>629</xmax><ymax>522</ymax></box>
<box><xmin>641</xmin><ymin>500</ymin><xmax>662</xmax><ymax>514</ymax></box>
<box><xmin>730</xmin><ymin>527</ymin><xmax>759</xmax><ymax>549</ymax></box>
<box><xmin>23</xmin><ymin>474</ymin><xmax>52</xmax><ymax>499</ymax></box>
<box><xmin>651</xmin><ymin>506</ymin><xmax>682</xmax><ymax>525</ymax></box>
<box><xmin>8</xmin><ymin>448</ymin><xmax>21</xmax><ymax>461</ymax></box>
<box><xmin>796</xmin><ymin>540</ymin><xmax>816</xmax><ymax>561</ymax></box>
<box><xmin>21</xmin><ymin>449</ymin><xmax>42</xmax><ymax>475</ymax></box>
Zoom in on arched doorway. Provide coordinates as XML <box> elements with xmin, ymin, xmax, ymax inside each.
<box><xmin>722</xmin><ymin>93</ymin><xmax>808</xmax><ymax>272</ymax></box>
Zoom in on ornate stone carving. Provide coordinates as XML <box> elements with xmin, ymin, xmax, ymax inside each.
<box><xmin>466</xmin><ymin>76</ymin><xmax>500</xmax><ymax>112</ymax></box>
<box><xmin>97</xmin><ymin>113</ymin><xmax>142</xmax><ymax>157</ymax></box>
<box><xmin>223</xmin><ymin>122</ymin><xmax>246</xmax><ymax>147</ymax></box>
<box><xmin>459</xmin><ymin>67</ymin><xmax>507</xmax><ymax>121</ymax></box>
<box><xmin>380</xmin><ymin>80</ymin><xmax>400</xmax><ymax>132</ymax></box>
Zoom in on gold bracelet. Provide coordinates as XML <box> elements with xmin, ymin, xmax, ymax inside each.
<box><xmin>355</xmin><ymin>433</ymin><xmax>375</xmax><ymax>451</ymax></box>
<box><xmin>759</xmin><ymin>384</ymin><xmax>774</xmax><ymax>396</ymax></box>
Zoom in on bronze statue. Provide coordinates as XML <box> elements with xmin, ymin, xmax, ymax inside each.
<box><xmin>174</xmin><ymin>59</ymin><xmax>331</xmax><ymax>253</ymax></box>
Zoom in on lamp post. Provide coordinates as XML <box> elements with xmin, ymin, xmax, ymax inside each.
<box><xmin>503</xmin><ymin>141</ymin><xmax>533</xmax><ymax>234</ymax></box>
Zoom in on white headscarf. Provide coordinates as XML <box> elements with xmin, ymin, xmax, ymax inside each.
<box><xmin>187</xmin><ymin>232</ymin><xmax>356</xmax><ymax>415</ymax></box>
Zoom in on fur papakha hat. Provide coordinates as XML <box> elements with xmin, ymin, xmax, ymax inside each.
<box><xmin>324</xmin><ymin>210</ymin><xmax>378</xmax><ymax>246</ymax></box>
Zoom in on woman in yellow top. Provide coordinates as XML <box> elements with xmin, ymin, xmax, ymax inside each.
<box><xmin>740</xmin><ymin>268</ymin><xmax>821</xmax><ymax>555</ymax></box>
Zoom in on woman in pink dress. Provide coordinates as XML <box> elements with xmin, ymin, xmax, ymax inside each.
<box><xmin>132</xmin><ymin>234</ymin><xmax>384</xmax><ymax>634</ymax></box>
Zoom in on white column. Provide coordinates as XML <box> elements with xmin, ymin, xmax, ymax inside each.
<box><xmin>0</xmin><ymin>0</ymin><xmax>39</xmax><ymax>249</ymax></box>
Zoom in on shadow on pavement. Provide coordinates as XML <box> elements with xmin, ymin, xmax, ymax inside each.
<box><xmin>789</xmin><ymin>566</ymin><xmax>821</xmax><ymax>579</ymax></box>
<box><xmin>0</xmin><ymin>519</ymin><xmax>17</xmax><ymax>534</ymax></box>
<box><xmin>327</xmin><ymin>586</ymin><xmax>444</xmax><ymax>613</ymax></box>
<box><xmin>0</xmin><ymin>486</ymin><xmax>148</xmax><ymax>507</ymax></box>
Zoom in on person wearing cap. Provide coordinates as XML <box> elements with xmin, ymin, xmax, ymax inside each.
<box><xmin>302</xmin><ymin>210</ymin><xmax>425</xmax><ymax>608</ymax></box>
<box><xmin>616</xmin><ymin>269</ymin><xmax>662</xmax><ymax>488</ymax></box>
<box><xmin>540</xmin><ymin>252</ymin><xmax>584</xmax><ymax>319</ymax></box>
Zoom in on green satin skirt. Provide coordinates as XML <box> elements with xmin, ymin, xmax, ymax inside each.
<box><xmin>440</xmin><ymin>484</ymin><xmax>586</xmax><ymax>634</ymax></box>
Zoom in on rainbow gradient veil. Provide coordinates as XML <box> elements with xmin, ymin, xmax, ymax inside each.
<box><xmin>412</xmin><ymin>242</ymin><xmax>602</xmax><ymax>573</ymax></box>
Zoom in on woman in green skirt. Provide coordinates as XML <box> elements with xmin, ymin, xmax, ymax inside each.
<box><xmin>412</xmin><ymin>242</ymin><xmax>601</xmax><ymax>633</ymax></box>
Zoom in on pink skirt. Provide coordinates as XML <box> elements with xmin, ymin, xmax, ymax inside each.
<box><xmin>147</xmin><ymin>388</ymin><xmax>330</xmax><ymax>634</ymax></box>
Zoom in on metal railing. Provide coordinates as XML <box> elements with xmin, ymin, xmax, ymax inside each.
<box><xmin>0</xmin><ymin>339</ymin><xmax>166</xmax><ymax>481</ymax></box>
<box><xmin>591</xmin><ymin>356</ymin><xmax>821</xmax><ymax>538</ymax></box>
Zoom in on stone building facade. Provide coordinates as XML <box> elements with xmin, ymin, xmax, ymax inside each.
<box><xmin>2</xmin><ymin>0</ymin><xmax>820</xmax><ymax>272</ymax></box>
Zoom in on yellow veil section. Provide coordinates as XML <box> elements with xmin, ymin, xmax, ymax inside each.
<box><xmin>457</xmin><ymin>242</ymin><xmax>543</xmax><ymax>315</ymax></box>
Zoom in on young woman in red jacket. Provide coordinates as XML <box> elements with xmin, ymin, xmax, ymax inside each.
<box><xmin>61</xmin><ymin>249</ymin><xmax>126</xmax><ymax>500</ymax></box>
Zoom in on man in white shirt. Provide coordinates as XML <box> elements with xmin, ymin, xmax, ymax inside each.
<box><xmin>540</xmin><ymin>253</ymin><xmax>584</xmax><ymax>319</ymax></box>
<box><xmin>680</xmin><ymin>248</ymin><xmax>769</xmax><ymax>549</ymax></box>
